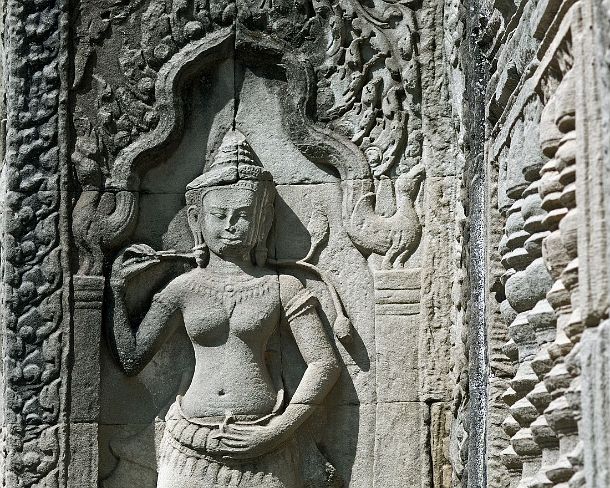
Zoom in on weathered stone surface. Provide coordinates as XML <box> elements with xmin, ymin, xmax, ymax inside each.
<box><xmin>481</xmin><ymin>0</ymin><xmax>610</xmax><ymax>486</ymax></box>
<box><xmin>1</xmin><ymin>0</ymin><xmax>464</xmax><ymax>481</ymax></box>
<box><xmin>2</xmin><ymin>0</ymin><xmax>610</xmax><ymax>484</ymax></box>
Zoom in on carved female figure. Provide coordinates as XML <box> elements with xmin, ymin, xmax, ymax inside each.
<box><xmin>109</xmin><ymin>131</ymin><xmax>341</xmax><ymax>487</ymax></box>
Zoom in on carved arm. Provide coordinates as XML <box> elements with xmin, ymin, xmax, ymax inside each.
<box><xmin>108</xmin><ymin>247</ymin><xmax>183</xmax><ymax>376</ymax></box>
<box><xmin>274</xmin><ymin>276</ymin><xmax>341</xmax><ymax>435</ymax></box>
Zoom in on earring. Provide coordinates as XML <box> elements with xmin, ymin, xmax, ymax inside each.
<box><xmin>254</xmin><ymin>242</ymin><xmax>267</xmax><ymax>267</ymax></box>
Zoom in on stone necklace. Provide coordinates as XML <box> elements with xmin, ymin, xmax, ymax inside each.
<box><xmin>183</xmin><ymin>269</ymin><xmax>279</xmax><ymax>316</ymax></box>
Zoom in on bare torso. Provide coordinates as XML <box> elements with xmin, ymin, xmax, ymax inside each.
<box><xmin>172</xmin><ymin>267</ymin><xmax>281</xmax><ymax>418</ymax></box>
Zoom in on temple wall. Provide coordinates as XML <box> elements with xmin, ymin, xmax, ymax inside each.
<box><xmin>480</xmin><ymin>0</ymin><xmax>610</xmax><ymax>485</ymax></box>
<box><xmin>0</xmin><ymin>0</ymin><xmax>609</xmax><ymax>485</ymax></box>
<box><xmin>0</xmin><ymin>0</ymin><xmax>465</xmax><ymax>486</ymax></box>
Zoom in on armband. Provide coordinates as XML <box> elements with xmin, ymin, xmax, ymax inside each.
<box><xmin>284</xmin><ymin>287</ymin><xmax>317</xmax><ymax>322</ymax></box>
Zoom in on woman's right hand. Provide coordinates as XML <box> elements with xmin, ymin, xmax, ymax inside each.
<box><xmin>204</xmin><ymin>416</ymin><xmax>292</xmax><ymax>460</ymax></box>
<box><xmin>111</xmin><ymin>243</ymin><xmax>161</xmax><ymax>282</ymax></box>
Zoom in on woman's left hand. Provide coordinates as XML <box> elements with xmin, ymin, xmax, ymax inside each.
<box><xmin>210</xmin><ymin>417</ymin><xmax>290</xmax><ymax>460</ymax></box>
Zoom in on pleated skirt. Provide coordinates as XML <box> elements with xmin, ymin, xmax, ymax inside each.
<box><xmin>156</xmin><ymin>403</ymin><xmax>302</xmax><ymax>488</ymax></box>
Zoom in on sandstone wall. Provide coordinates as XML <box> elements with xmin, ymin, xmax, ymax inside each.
<box><xmin>0</xmin><ymin>0</ymin><xmax>466</xmax><ymax>486</ymax></box>
<box><xmin>480</xmin><ymin>0</ymin><xmax>610</xmax><ymax>486</ymax></box>
<box><xmin>0</xmin><ymin>0</ymin><xmax>609</xmax><ymax>485</ymax></box>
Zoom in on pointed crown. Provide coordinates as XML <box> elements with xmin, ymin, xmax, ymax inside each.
<box><xmin>186</xmin><ymin>130</ymin><xmax>273</xmax><ymax>205</ymax></box>
<box><xmin>185</xmin><ymin>130</ymin><xmax>275</xmax><ymax>266</ymax></box>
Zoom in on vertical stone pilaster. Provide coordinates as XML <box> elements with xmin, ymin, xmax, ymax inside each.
<box><xmin>67</xmin><ymin>276</ymin><xmax>104</xmax><ymax>487</ymax></box>
<box><xmin>372</xmin><ymin>268</ymin><xmax>431</xmax><ymax>487</ymax></box>
<box><xmin>373</xmin><ymin>268</ymin><xmax>421</xmax><ymax>403</ymax></box>
<box><xmin>1</xmin><ymin>0</ymin><xmax>70</xmax><ymax>485</ymax></box>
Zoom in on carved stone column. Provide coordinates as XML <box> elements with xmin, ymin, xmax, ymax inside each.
<box><xmin>0</xmin><ymin>0</ymin><xmax>71</xmax><ymax>485</ymax></box>
<box><xmin>373</xmin><ymin>268</ymin><xmax>429</xmax><ymax>487</ymax></box>
<box><xmin>483</xmin><ymin>0</ymin><xmax>610</xmax><ymax>485</ymax></box>
<box><xmin>573</xmin><ymin>0</ymin><xmax>610</xmax><ymax>485</ymax></box>
<box><xmin>68</xmin><ymin>276</ymin><xmax>104</xmax><ymax>487</ymax></box>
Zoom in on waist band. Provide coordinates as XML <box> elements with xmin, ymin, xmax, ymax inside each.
<box><xmin>168</xmin><ymin>391</ymin><xmax>285</xmax><ymax>428</ymax></box>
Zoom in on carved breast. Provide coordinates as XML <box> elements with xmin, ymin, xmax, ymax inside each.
<box><xmin>180</xmin><ymin>272</ymin><xmax>281</xmax><ymax>347</ymax></box>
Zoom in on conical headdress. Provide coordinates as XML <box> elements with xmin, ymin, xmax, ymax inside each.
<box><xmin>186</xmin><ymin>130</ymin><xmax>273</xmax><ymax>206</ymax></box>
<box><xmin>186</xmin><ymin>130</ymin><xmax>275</xmax><ymax>266</ymax></box>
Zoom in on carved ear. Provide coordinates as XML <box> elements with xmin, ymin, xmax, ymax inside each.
<box><xmin>187</xmin><ymin>205</ymin><xmax>202</xmax><ymax>246</ymax></box>
<box><xmin>187</xmin><ymin>205</ymin><xmax>209</xmax><ymax>267</ymax></box>
<box><xmin>253</xmin><ymin>185</ymin><xmax>275</xmax><ymax>266</ymax></box>
<box><xmin>254</xmin><ymin>243</ymin><xmax>268</xmax><ymax>267</ymax></box>
<box><xmin>254</xmin><ymin>211</ymin><xmax>273</xmax><ymax>267</ymax></box>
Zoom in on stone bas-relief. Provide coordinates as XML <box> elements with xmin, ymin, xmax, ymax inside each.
<box><xmin>105</xmin><ymin>131</ymin><xmax>339</xmax><ymax>488</ymax></box>
<box><xmin>109</xmin><ymin>131</ymin><xmax>342</xmax><ymax>487</ymax></box>
<box><xmin>99</xmin><ymin>116</ymin><xmax>428</xmax><ymax>486</ymax></box>
<box><xmin>58</xmin><ymin>0</ymin><xmax>455</xmax><ymax>484</ymax></box>
<box><xmin>14</xmin><ymin>0</ymin><xmax>610</xmax><ymax>481</ymax></box>
<box><xmin>0</xmin><ymin>0</ymin><xmax>458</xmax><ymax>476</ymax></box>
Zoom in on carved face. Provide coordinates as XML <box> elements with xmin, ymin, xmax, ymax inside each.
<box><xmin>197</xmin><ymin>188</ymin><xmax>258</xmax><ymax>258</ymax></box>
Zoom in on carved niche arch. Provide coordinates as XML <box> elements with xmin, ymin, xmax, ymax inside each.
<box><xmin>76</xmin><ymin>26</ymin><xmax>424</xmax><ymax>271</ymax></box>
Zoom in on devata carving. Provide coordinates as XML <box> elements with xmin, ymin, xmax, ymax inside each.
<box><xmin>109</xmin><ymin>131</ymin><xmax>343</xmax><ymax>486</ymax></box>
<box><xmin>6</xmin><ymin>0</ymin><xmax>610</xmax><ymax>483</ymax></box>
<box><xmin>0</xmin><ymin>0</ymin><xmax>475</xmax><ymax>480</ymax></box>
<box><xmin>67</xmin><ymin>0</ymin><xmax>431</xmax><ymax>481</ymax></box>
